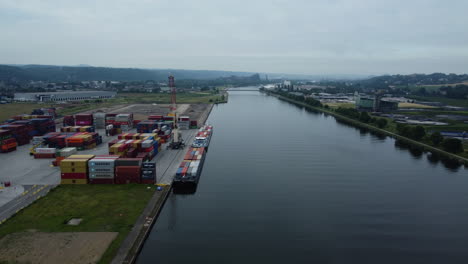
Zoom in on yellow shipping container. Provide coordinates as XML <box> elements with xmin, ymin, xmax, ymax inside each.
<box><xmin>61</xmin><ymin>179</ymin><xmax>88</xmax><ymax>184</ymax></box>
<box><xmin>67</xmin><ymin>155</ymin><xmax>95</xmax><ymax>160</ymax></box>
<box><xmin>110</xmin><ymin>144</ymin><xmax>122</xmax><ymax>152</ymax></box>
<box><xmin>60</xmin><ymin>162</ymin><xmax>88</xmax><ymax>169</ymax></box>
<box><xmin>60</xmin><ymin>167</ymin><xmax>87</xmax><ymax>173</ymax></box>
<box><xmin>132</xmin><ymin>140</ymin><xmax>142</xmax><ymax>148</ymax></box>
<box><xmin>86</xmin><ymin>143</ymin><xmax>96</xmax><ymax>149</ymax></box>
<box><xmin>133</xmin><ymin>133</ymin><xmax>140</xmax><ymax>139</ymax></box>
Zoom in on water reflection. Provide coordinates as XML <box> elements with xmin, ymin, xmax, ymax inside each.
<box><xmin>427</xmin><ymin>152</ymin><xmax>440</xmax><ymax>165</ymax></box>
<box><xmin>394</xmin><ymin>139</ymin><xmax>462</xmax><ymax>170</ymax></box>
<box><xmin>408</xmin><ymin>147</ymin><xmax>423</xmax><ymax>159</ymax></box>
<box><xmin>440</xmin><ymin>157</ymin><xmax>462</xmax><ymax>171</ymax></box>
<box><xmin>172</xmin><ymin>185</ymin><xmax>198</xmax><ymax>194</ymax></box>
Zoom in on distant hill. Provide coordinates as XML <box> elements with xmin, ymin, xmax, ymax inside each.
<box><xmin>363</xmin><ymin>73</ymin><xmax>468</xmax><ymax>87</ymax></box>
<box><xmin>0</xmin><ymin>64</ymin><xmax>255</xmax><ymax>82</ymax></box>
<box><xmin>0</xmin><ymin>64</ymin><xmax>371</xmax><ymax>82</ymax></box>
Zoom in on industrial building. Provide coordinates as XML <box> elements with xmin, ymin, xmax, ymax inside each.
<box><xmin>355</xmin><ymin>93</ymin><xmax>398</xmax><ymax>112</ymax></box>
<box><xmin>14</xmin><ymin>91</ymin><xmax>116</xmax><ymax>102</ymax></box>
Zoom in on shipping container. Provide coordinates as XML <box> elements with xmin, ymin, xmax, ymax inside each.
<box><xmin>61</xmin><ymin>179</ymin><xmax>88</xmax><ymax>184</ymax></box>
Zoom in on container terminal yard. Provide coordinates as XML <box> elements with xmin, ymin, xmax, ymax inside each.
<box><xmin>0</xmin><ymin>77</ymin><xmax>215</xmax><ymax>263</ymax></box>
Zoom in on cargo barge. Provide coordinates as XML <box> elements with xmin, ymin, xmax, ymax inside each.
<box><xmin>173</xmin><ymin>125</ymin><xmax>213</xmax><ymax>188</ymax></box>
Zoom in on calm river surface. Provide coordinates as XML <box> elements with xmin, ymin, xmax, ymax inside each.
<box><xmin>138</xmin><ymin>90</ymin><xmax>468</xmax><ymax>264</ymax></box>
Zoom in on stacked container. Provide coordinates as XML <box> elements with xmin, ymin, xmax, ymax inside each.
<box><xmin>115</xmin><ymin>158</ymin><xmax>143</xmax><ymax>184</ymax></box>
<box><xmin>178</xmin><ymin>116</ymin><xmax>190</xmax><ymax>130</ymax></box>
<box><xmin>136</xmin><ymin>120</ymin><xmax>159</xmax><ymax>133</ymax></box>
<box><xmin>63</xmin><ymin>115</ymin><xmax>75</xmax><ymax>127</ymax></box>
<box><xmin>190</xmin><ymin>120</ymin><xmax>198</xmax><ymax>129</ymax></box>
<box><xmin>61</xmin><ymin>126</ymin><xmax>95</xmax><ymax>133</ymax></box>
<box><xmin>88</xmin><ymin>155</ymin><xmax>120</xmax><ymax>184</ymax></box>
<box><xmin>115</xmin><ymin>113</ymin><xmax>134</xmax><ymax>130</ymax></box>
<box><xmin>60</xmin><ymin>154</ymin><xmax>95</xmax><ymax>184</ymax></box>
<box><xmin>53</xmin><ymin>147</ymin><xmax>78</xmax><ymax>166</ymax></box>
<box><xmin>148</xmin><ymin>115</ymin><xmax>163</xmax><ymax>121</ymax></box>
<box><xmin>44</xmin><ymin>132</ymin><xmax>75</xmax><ymax>148</ymax></box>
<box><xmin>93</xmin><ymin>112</ymin><xmax>106</xmax><ymax>129</ymax></box>
<box><xmin>33</xmin><ymin>148</ymin><xmax>56</xmax><ymax>159</ymax></box>
<box><xmin>0</xmin><ymin>124</ymin><xmax>30</xmax><ymax>145</ymax></box>
<box><xmin>141</xmin><ymin>162</ymin><xmax>156</xmax><ymax>184</ymax></box>
<box><xmin>75</xmin><ymin>114</ymin><xmax>94</xmax><ymax>126</ymax></box>
<box><xmin>184</xmin><ymin>147</ymin><xmax>206</xmax><ymax>161</ymax></box>
<box><xmin>0</xmin><ymin>130</ymin><xmax>17</xmax><ymax>153</ymax></box>
<box><xmin>174</xmin><ymin>147</ymin><xmax>206</xmax><ymax>185</ymax></box>
<box><xmin>109</xmin><ymin>133</ymin><xmax>160</xmax><ymax>159</ymax></box>
<box><xmin>29</xmin><ymin>118</ymin><xmax>56</xmax><ymax>137</ymax></box>
<box><xmin>65</xmin><ymin>132</ymin><xmax>101</xmax><ymax>150</ymax></box>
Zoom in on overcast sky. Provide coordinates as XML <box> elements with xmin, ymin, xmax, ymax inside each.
<box><xmin>0</xmin><ymin>0</ymin><xmax>467</xmax><ymax>75</ymax></box>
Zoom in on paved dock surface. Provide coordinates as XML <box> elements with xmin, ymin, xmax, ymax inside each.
<box><xmin>111</xmin><ymin>130</ymin><xmax>197</xmax><ymax>264</ymax></box>
<box><xmin>0</xmin><ymin>128</ymin><xmax>196</xmax><ymax>225</ymax></box>
<box><xmin>0</xmin><ymin>184</ymin><xmax>55</xmax><ymax>224</ymax></box>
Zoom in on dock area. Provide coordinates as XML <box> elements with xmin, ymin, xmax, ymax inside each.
<box><xmin>110</xmin><ymin>105</ymin><xmax>213</xmax><ymax>263</ymax></box>
<box><xmin>0</xmin><ymin>102</ymin><xmax>214</xmax><ymax>263</ymax></box>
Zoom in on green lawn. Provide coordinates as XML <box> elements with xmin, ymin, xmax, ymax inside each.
<box><xmin>0</xmin><ymin>184</ymin><xmax>156</xmax><ymax>264</ymax></box>
<box><xmin>0</xmin><ymin>103</ymin><xmax>55</xmax><ymax>122</ymax></box>
<box><xmin>324</xmin><ymin>102</ymin><xmax>355</xmax><ymax>109</ymax></box>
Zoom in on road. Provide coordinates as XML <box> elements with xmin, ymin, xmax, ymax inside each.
<box><xmin>0</xmin><ymin>184</ymin><xmax>56</xmax><ymax>225</ymax></box>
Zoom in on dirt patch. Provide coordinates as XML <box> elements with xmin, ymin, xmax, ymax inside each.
<box><xmin>0</xmin><ymin>232</ymin><xmax>118</xmax><ymax>264</ymax></box>
<box><xmin>398</xmin><ymin>102</ymin><xmax>437</xmax><ymax>109</ymax></box>
<box><xmin>181</xmin><ymin>103</ymin><xmax>211</xmax><ymax>125</ymax></box>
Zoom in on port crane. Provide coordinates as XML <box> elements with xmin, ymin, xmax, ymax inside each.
<box><xmin>167</xmin><ymin>75</ymin><xmax>185</xmax><ymax>150</ymax></box>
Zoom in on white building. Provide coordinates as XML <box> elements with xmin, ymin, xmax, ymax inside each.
<box><xmin>14</xmin><ymin>91</ymin><xmax>116</xmax><ymax>102</ymax></box>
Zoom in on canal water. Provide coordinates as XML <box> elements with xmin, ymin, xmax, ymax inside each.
<box><xmin>137</xmin><ymin>90</ymin><xmax>468</xmax><ymax>264</ymax></box>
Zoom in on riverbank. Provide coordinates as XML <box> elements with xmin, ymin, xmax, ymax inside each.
<box><xmin>266</xmin><ymin>91</ymin><xmax>468</xmax><ymax>166</ymax></box>
<box><xmin>111</xmin><ymin>186</ymin><xmax>171</xmax><ymax>264</ymax></box>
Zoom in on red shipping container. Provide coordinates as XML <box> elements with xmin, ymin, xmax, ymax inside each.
<box><xmin>141</xmin><ymin>178</ymin><xmax>155</xmax><ymax>184</ymax></box>
<box><xmin>108</xmin><ymin>139</ymin><xmax>120</xmax><ymax>148</ymax></box>
<box><xmin>115</xmin><ymin>166</ymin><xmax>141</xmax><ymax>174</ymax></box>
<box><xmin>89</xmin><ymin>178</ymin><xmax>114</xmax><ymax>184</ymax></box>
<box><xmin>34</xmin><ymin>153</ymin><xmax>56</xmax><ymax>159</ymax></box>
<box><xmin>141</xmin><ymin>146</ymin><xmax>154</xmax><ymax>153</ymax></box>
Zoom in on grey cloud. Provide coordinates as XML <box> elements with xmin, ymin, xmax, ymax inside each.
<box><xmin>0</xmin><ymin>0</ymin><xmax>467</xmax><ymax>75</ymax></box>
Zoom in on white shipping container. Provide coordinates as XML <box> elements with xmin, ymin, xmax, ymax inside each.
<box><xmin>36</xmin><ymin>148</ymin><xmax>56</xmax><ymax>154</ymax></box>
<box><xmin>142</xmin><ymin>140</ymin><xmax>153</xmax><ymax>148</ymax></box>
<box><xmin>59</xmin><ymin>147</ymin><xmax>78</xmax><ymax>157</ymax></box>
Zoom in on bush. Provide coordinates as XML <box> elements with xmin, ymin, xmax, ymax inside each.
<box><xmin>441</xmin><ymin>138</ymin><xmax>464</xmax><ymax>153</ymax></box>
<box><xmin>396</xmin><ymin>124</ymin><xmax>425</xmax><ymax>140</ymax></box>
<box><xmin>335</xmin><ymin>107</ymin><xmax>360</xmax><ymax>119</ymax></box>
<box><xmin>412</xmin><ymin>126</ymin><xmax>426</xmax><ymax>140</ymax></box>
<box><xmin>359</xmin><ymin>112</ymin><xmax>371</xmax><ymax>123</ymax></box>
<box><xmin>430</xmin><ymin>132</ymin><xmax>443</xmax><ymax>146</ymax></box>
<box><xmin>376</xmin><ymin>118</ymin><xmax>388</xmax><ymax>128</ymax></box>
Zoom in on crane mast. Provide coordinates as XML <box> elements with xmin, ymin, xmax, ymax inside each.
<box><xmin>167</xmin><ymin>75</ymin><xmax>183</xmax><ymax>148</ymax></box>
